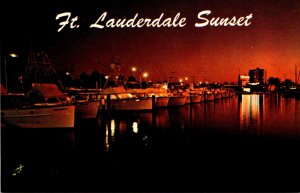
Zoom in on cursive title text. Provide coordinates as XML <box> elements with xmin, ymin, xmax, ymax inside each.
<box><xmin>56</xmin><ymin>10</ymin><xmax>253</xmax><ymax>32</ymax></box>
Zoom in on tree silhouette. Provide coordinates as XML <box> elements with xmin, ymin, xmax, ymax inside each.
<box><xmin>79</xmin><ymin>72</ymin><xmax>89</xmax><ymax>88</ymax></box>
<box><xmin>128</xmin><ymin>75</ymin><xmax>137</xmax><ymax>82</ymax></box>
<box><xmin>268</xmin><ymin>77</ymin><xmax>281</xmax><ymax>91</ymax></box>
<box><xmin>282</xmin><ymin>79</ymin><xmax>294</xmax><ymax>90</ymax></box>
<box><xmin>89</xmin><ymin>70</ymin><xmax>101</xmax><ymax>89</ymax></box>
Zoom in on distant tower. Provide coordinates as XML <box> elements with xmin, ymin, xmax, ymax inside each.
<box><xmin>264</xmin><ymin>70</ymin><xmax>267</xmax><ymax>84</ymax></box>
<box><xmin>23</xmin><ymin>51</ymin><xmax>64</xmax><ymax>90</ymax></box>
<box><xmin>295</xmin><ymin>65</ymin><xmax>298</xmax><ymax>85</ymax></box>
<box><xmin>238</xmin><ymin>68</ymin><xmax>241</xmax><ymax>87</ymax></box>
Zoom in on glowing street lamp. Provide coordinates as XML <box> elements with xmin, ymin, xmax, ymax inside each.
<box><xmin>10</xmin><ymin>53</ymin><xmax>18</xmax><ymax>58</ymax></box>
<box><xmin>132</xmin><ymin>65</ymin><xmax>145</xmax><ymax>88</ymax></box>
<box><xmin>143</xmin><ymin>72</ymin><xmax>148</xmax><ymax>78</ymax></box>
<box><xmin>131</xmin><ymin>67</ymin><xmax>137</xmax><ymax>72</ymax></box>
<box><xmin>4</xmin><ymin>53</ymin><xmax>18</xmax><ymax>90</ymax></box>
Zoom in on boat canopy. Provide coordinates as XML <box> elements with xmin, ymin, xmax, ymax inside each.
<box><xmin>26</xmin><ymin>83</ymin><xmax>67</xmax><ymax>103</ymax></box>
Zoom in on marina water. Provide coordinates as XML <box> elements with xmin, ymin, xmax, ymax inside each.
<box><xmin>2</xmin><ymin>94</ymin><xmax>300</xmax><ymax>191</ymax></box>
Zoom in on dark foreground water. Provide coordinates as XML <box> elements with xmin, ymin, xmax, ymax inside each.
<box><xmin>2</xmin><ymin>94</ymin><xmax>300</xmax><ymax>192</ymax></box>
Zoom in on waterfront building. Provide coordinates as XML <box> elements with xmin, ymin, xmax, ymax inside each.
<box><xmin>249</xmin><ymin>68</ymin><xmax>265</xmax><ymax>84</ymax></box>
<box><xmin>238</xmin><ymin>75</ymin><xmax>250</xmax><ymax>86</ymax></box>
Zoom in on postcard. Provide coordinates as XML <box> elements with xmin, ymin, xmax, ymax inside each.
<box><xmin>1</xmin><ymin>0</ymin><xmax>300</xmax><ymax>192</ymax></box>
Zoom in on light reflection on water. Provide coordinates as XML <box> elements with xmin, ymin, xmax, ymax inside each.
<box><xmin>132</xmin><ymin>122</ymin><xmax>138</xmax><ymax>133</ymax></box>
<box><xmin>263</xmin><ymin>94</ymin><xmax>300</xmax><ymax>137</ymax></box>
<box><xmin>102</xmin><ymin>94</ymin><xmax>299</xmax><ymax>139</ymax></box>
<box><xmin>98</xmin><ymin>94</ymin><xmax>300</xmax><ymax>161</ymax></box>
<box><xmin>238</xmin><ymin>94</ymin><xmax>299</xmax><ymax>137</ymax></box>
<box><xmin>239</xmin><ymin>94</ymin><xmax>263</xmax><ymax>133</ymax></box>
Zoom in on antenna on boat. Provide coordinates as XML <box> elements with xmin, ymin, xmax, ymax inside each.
<box><xmin>169</xmin><ymin>71</ymin><xmax>178</xmax><ymax>83</ymax></box>
<box><xmin>103</xmin><ymin>57</ymin><xmax>122</xmax><ymax>89</ymax></box>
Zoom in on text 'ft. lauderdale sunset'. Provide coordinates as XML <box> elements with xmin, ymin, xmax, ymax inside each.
<box><xmin>56</xmin><ymin>10</ymin><xmax>253</xmax><ymax>32</ymax></box>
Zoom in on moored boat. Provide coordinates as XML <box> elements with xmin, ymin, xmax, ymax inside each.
<box><xmin>143</xmin><ymin>86</ymin><xmax>170</xmax><ymax>108</ymax></box>
<box><xmin>155</xmin><ymin>97</ymin><xmax>170</xmax><ymax>107</ymax></box>
<box><xmin>205</xmin><ymin>91</ymin><xmax>215</xmax><ymax>101</ymax></box>
<box><xmin>168</xmin><ymin>96</ymin><xmax>187</xmax><ymax>106</ymax></box>
<box><xmin>1</xmin><ymin>83</ymin><xmax>75</xmax><ymax>129</ymax></box>
<box><xmin>281</xmin><ymin>87</ymin><xmax>300</xmax><ymax>98</ymax></box>
<box><xmin>214</xmin><ymin>89</ymin><xmax>222</xmax><ymax>100</ymax></box>
<box><xmin>167</xmin><ymin>89</ymin><xmax>187</xmax><ymax>106</ymax></box>
<box><xmin>110</xmin><ymin>97</ymin><xmax>153</xmax><ymax>111</ymax></box>
<box><xmin>102</xmin><ymin>86</ymin><xmax>153</xmax><ymax>111</ymax></box>
<box><xmin>66</xmin><ymin>90</ymin><xmax>101</xmax><ymax>119</ymax></box>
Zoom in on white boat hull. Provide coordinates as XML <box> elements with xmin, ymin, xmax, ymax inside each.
<box><xmin>109</xmin><ymin>98</ymin><xmax>153</xmax><ymax>111</ymax></box>
<box><xmin>155</xmin><ymin>97</ymin><xmax>169</xmax><ymax>107</ymax></box>
<box><xmin>168</xmin><ymin>96</ymin><xmax>187</xmax><ymax>106</ymax></box>
<box><xmin>214</xmin><ymin>93</ymin><xmax>222</xmax><ymax>100</ymax></box>
<box><xmin>186</xmin><ymin>95</ymin><xmax>202</xmax><ymax>104</ymax></box>
<box><xmin>76</xmin><ymin>100</ymin><xmax>100</xmax><ymax>119</ymax></box>
<box><xmin>199</xmin><ymin>94</ymin><xmax>205</xmax><ymax>102</ymax></box>
<box><xmin>1</xmin><ymin>105</ymin><xmax>75</xmax><ymax>128</ymax></box>
<box><xmin>205</xmin><ymin>93</ymin><xmax>215</xmax><ymax>101</ymax></box>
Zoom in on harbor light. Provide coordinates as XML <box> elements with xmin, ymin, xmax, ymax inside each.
<box><xmin>185</xmin><ymin>77</ymin><xmax>188</xmax><ymax>81</ymax></box>
<box><xmin>9</xmin><ymin>53</ymin><xmax>18</xmax><ymax>58</ymax></box>
<box><xmin>105</xmin><ymin>76</ymin><xmax>109</xmax><ymax>80</ymax></box>
<box><xmin>179</xmin><ymin>78</ymin><xmax>183</xmax><ymax>83</ymax></box>
<box><xmin>4</xmin><ymin>52</ymin><xmax>19</xmax><ymax>90</ymax></box>
<box><xmin>143</xmin><ymin>72</ymin><xmax>148</xmax><ymax>78</ymax></box>
<box><xmin>162</xmin><ymin>83</ymin><xmax>168</xmax><ymax>90</ymax></box>
<box><xmin>131</xmin><ymin>67</ymin><xmax>137</xmax><ymax>72</ymax></box>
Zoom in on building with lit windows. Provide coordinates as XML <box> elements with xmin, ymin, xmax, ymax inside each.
<box><xmin>238</xmin><ymin>75</ymin><xmax>250</xmax><ymax>86</ymax></box>
<box><xmin>249</xmin><ymin>68</ymin><xmax>265</xmax><ymax>85</ymax></box>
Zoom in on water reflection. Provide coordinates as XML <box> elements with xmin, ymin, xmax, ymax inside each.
<box><xmin>239</xmin><ymin>94</ymin><xmax>263</xmax><ymax>134</ymax></box>
<box><xmin>265</xmin><ymin>96</ymin><xmax>300</xmax><ymax>137</ymax></box>
<box><xmin>105</xmin><ymin>122</ymin><xmax>110</xmax><ymax>152</ymax></box>
<box><xmin>238</xmin><ymin>94</ymin><xmax>300</xmax><ymax>137</ymax></box>
<box><xmin>3</xmin><ymin>94</ymin><xmax>300</xmax><ymax>191</ymax></box>
<box><xmin>132</xmin><ymin>122</ymin><xmax>138</xmax><ymax>133</ymax></box>
<box><xmin>100</xmin><ymin>94</ymin><xmax>299</xmax><ymax>152</ymax></box>
<box><xmin>100</xmin><ymin>112</ymin><xmax>152</xmax><ymax>156</ymax></box>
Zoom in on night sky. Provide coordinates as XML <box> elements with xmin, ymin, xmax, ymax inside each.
<box><xmin>2</xmin><ymin>0</ymin><xmax>300</xmax><ymax>83</ymax></box>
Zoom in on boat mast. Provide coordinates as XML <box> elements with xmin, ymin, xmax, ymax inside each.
<box><xmin>23</xmin><ymin>51</ymin><xmax>64</xmax><ymax>90</ymax></box>
<box><xmin>103</xmin><ymin>57</ymin><xmax>122</xmax><ymax>89</ymax></box>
